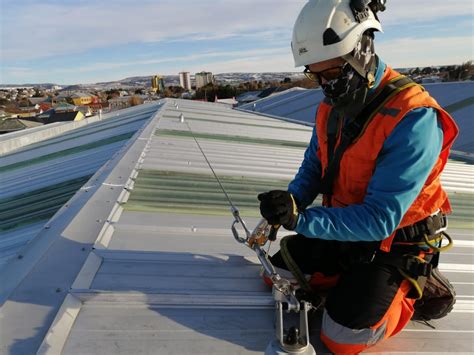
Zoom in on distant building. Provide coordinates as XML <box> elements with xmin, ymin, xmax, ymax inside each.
<box><xmin>53</xmin><ymin>102</ymin><xmax>78</xmax><ymax>112</ymax></box>
<box><xmin>5</xmin><ymin>106</ymin><xmax>41</xmax><ymax>118</ymax></box>
<box><xmin>28</xmin><ymin>97</ymin><xmax>49</xmax><ymax>106</ymax></box>
<box><xmin>179</xmin><ymin>72</ymin><xmax>192</xmax><ymax>91</ymax></box>
<box><xmin>39</xmin><ymin>103</ymin><xmax>52</xmax><ymax>112</ymax></box>
<box><xmin>109</xmin><ymin>97</ymin><xmax>132</xmax><ymax>111</ymax></box>
<box><xmin>195</xmin><ymin>71</ymin><xmax>214</xmax><ymax>89</ymax></box>
<box><xmin>35</xmin><ymin>111</ymin><xmax>84</xmax><ymax>124</ymax></box>
<box><xmin>151</xmin><ymin>75</ymin><xmax>165</xmax><ymax>93</ymax></box>
<box><xmin>108</xmin><ymin>95</ymin><xmax>148</xmax><ymax>111</ymax></box>
<box><xmin>77</xmin><ymin>106</ymin><xmax>93</xmax><ymax>117</ymax></box>
<box><xmin>0</xmin><ymin>118</ymin><xmax>43</xmax><ymax>134</ymax></box>
<box><xmin>69</xmin><ymin>92</ymin><xmax>97</xmax><ymax>106</ymax></box>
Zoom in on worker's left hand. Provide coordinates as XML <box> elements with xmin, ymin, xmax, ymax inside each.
<box><xmin>257</xmin><ymin>190</ymin><xmax>299</xmax><ymax>230</ymax></box>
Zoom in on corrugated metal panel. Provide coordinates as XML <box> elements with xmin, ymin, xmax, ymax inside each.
<box><xmin>0</xmin><ymin>102</ymin><xmax>163</xmax><ymax>266</ymax></box>
<box><xmin>238</xmin><ymin>81</ymin><xmax>474</xmax><ymax>153</ymax></box>
<box><xmin>1</xmin><ymin>99</ymin><xmax>472</xmax><ymax>354</ymax></box>
<box><xmin>239</xmin><ymin>87</ymin><xmax>323</xmax><ymax>125</ymax></box>
<box><xmin>62</xmin><ymin>100</ymin><xmax>474</xmax><ymax>353</ymax></box>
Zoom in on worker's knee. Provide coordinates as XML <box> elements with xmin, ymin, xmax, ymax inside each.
<box><xmin>320</xmin><ymin>309</ymin><xmax>386</xmax><ymax>354</ymax></box>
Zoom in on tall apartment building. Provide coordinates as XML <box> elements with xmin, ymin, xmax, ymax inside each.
<box><xmin>195</xmin><ymin>71</ymin><xmax>214</xmax><ymax>89</ymax></box>
<box><xmin>151</xmin><ymin>75</ymin><xmax>165</xmax><ymax>93</ymax></box>
<box><xmin>179</xmin><ymin>72</ymin><xmax>192</xmax><ymax>91</ymax></box>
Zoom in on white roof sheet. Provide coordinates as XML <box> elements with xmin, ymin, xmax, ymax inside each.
<box><xmin>0</xmin><ymin>99</ymin><xmax>472</xmax><ymax>354</ymax></box>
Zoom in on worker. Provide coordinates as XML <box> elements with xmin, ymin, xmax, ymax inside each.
<box><xmin>258</xmin><ymin>0</ymin><xmax>459</xmax><ymax>353</ymax></box>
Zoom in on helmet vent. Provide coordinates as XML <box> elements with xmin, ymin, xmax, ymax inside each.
<box><xmin>323</xmin><ymin>28</ymin><xmax>342</xmax><ymax>46</ymax></box>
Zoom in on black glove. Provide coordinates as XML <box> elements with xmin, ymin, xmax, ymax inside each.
<box><xmin>257</xmin><ymin>190</ymin><xmax>298</xmax><ymax>230</ymax></box>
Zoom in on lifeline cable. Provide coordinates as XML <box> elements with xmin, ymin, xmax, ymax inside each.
<box><xmin>183</xmin><ymin>114</ymin><xmax>275</xmax><ymax>252</ymax></box>
<box><xmin>183</xmin><ymin>119</ymin><xmax>237</xmax><ymax>212</ymax></box>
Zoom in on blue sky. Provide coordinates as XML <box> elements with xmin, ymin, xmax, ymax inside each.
<box><xmin>1</xmin><ymin>0</ymin><xmax>472</xmax><ymax>85</ymax></box>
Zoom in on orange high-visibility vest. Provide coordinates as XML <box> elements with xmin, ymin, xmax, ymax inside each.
<box><xmin>316</xmin><ymin>66</ymin><xmax>459</xmax><ymax>247</ymax></box>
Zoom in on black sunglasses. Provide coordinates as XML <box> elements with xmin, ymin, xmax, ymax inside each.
<box><xmin>303</xmin><ymin>64</ymin><xmax>346</xmax><ymax>83</ymax></box>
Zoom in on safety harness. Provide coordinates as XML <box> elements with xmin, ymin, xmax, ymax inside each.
<box><xmin>282</xmin><ymin>75</ymin><xmax>453</xmax><ymax>300</ymax></box>
<box><xmin>319</xmin><ymin>75</ymin><xmax>416</xmax><ymax>196</ymax></box>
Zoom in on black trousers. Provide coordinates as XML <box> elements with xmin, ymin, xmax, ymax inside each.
<box><xmin>270</xmin><ymin>234</ymin><xmax>407</xmax><ymax>329</ymax></box>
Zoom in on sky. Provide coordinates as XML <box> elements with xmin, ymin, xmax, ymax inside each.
<box><xmin>0</xmin><ymin>0</ymin><xmax>472</xmax><ymax>85</ymax></box>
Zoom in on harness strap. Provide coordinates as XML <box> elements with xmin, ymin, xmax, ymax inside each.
<box><xmin>374</xmin><ymin>252</ymin><xmax>432</xmax><ymax>300</ymax></box>
<box><xmin>395</xmin><ymin>212</ymin><xmax>448</xmax><ymax>242</ymax></box>
<box><xmin>375</xmin><ymin>253</ymin><xmax>433</xmax><ymax>278</ymax></box>
<box><xmin>280</xmin><ymin>236</ymin><xmax>313</xmax><ymax>294</ymax></box>
<box><xmin>383</xmin><ymin>212</ymin><xmax>450</xmax><ymax>253</ymax></box>
<box><xmin>320</xmin><ymin>75</ymin><xmax>418</xmax><ymax>196</ymax></box>
<box><xmin>326</xmin><ymin>110</ymin><xmax>343</xmax><ymax>169</ymax></box>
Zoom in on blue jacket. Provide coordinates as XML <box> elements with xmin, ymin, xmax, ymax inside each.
<box><xmin>288</xmin><ymin>59</ymin><xmax>444</xmax><ymax>242</ymax></box>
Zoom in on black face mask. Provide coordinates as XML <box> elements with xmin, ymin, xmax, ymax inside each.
<box><xmin>321</xmin><ymin>34</ymin><xmax>376</xmax><ymax>109</ymax></box>
<box><xmin>320</xmin><ymin>63</ymin><xmax>365</xmax><ymax>103</ymax></box>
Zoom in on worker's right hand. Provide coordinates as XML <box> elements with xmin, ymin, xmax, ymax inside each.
<box><xmin>257</xmin><ymin>190</ymin><xmax>299</xmax><ymax>230</ymax></box>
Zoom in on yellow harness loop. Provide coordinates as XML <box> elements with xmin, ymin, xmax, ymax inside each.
<box><xmin>398</xmin><ymin>255</ymin><xmax>429</xmax><ymax>300</ymax></box>
<box><xmin>423</xmin><ymin>231</ymin><xmax>454</xmax><ymax>252</ymax></box>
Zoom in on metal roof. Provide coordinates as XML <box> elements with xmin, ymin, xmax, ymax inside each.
<box><xmin>0</xmin><ymin>99</ymin><xmax>472</xmax><ymax>354</ymax></box>
<box><xmin>0</xmin><ymin>102</ymin><xmax>163</xmax><ymax>267</ymax></box>
<box><xmin>238</xmin><ymin>81</ymin><xmax>474</xmax><ymax>154</ymax></box>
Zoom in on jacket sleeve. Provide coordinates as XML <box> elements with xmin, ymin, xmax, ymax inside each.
<box><xmin>294</xmin><ymin>107</ymin><xmax>443</xmax><ymax>241</ymax></box>
<box><xmin>288</xmin><ymin>125</ymin><xmax>322</xmax><ymax>209</ymax></box>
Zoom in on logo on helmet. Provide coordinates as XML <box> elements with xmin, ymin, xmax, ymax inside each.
<box><xmin>299</xmin><ymin>47</ymin><xmax>308</xmax><ymax>55</ymax></box>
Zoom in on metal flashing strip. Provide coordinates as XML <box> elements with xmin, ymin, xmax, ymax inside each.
<box><xmin>71</xmin><ymin>251</ymin><xmax>104</xmax><ymax>289</ymax></box>
<box><xmin>93</xmin><ymin>202</ymin><xmax>126</xmax><ymax>250</ymax></box>
<box><xmin>36</xmin><ymin>294</ymin><xmax>83</xmax><ymax>355</ymax></box>
<box><xmin>93</xmin><ymin>112</ymin><xmax>161</xmax><ymax>250</ymax></box>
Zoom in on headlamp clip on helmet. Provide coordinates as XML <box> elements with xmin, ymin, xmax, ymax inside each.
<box><xmin>350</xmin><ymin>0</ymin><xmax>387</xmax><ymax>23</ymax></box>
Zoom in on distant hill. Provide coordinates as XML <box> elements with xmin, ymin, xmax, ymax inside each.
<box><xmin>0</xmin><ymin>73</ymin><xmax>306</xmax><ymax>91</ymax></box>
<box><xmin>0</xmin><ymin>83</ymin><xmax>59</xmax><ymax>89</ymax></box>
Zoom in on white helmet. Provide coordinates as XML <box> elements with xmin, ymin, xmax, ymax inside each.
<box><xmin>292</xmin><ymin>0</ymin><xmax>383</xmax><ymax>68</ymax></box>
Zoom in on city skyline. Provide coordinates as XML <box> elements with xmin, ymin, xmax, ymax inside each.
<box><xmin>1</xmin><ymin>0</ymin><xmax>472</xmax><ymax>85</ymax></box>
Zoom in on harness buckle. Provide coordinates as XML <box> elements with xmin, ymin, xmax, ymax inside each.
<box><xmin>426</xmin><ymin>210</ymin><xmax>448</xmax><ymax>236</ymax></box>
<box><xmin>405</xmin><ymin>255</ymin><xmax>432</xmax><ymax>277</ymax></box>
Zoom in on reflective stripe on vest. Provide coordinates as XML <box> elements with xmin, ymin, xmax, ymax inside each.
<box><xmin>315</xmin><ymin>66</ymin><xmax>459</xmax><ymax>248</ymax></box>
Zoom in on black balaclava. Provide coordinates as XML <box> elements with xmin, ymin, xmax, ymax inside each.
<box><xmin>321</xmin><ymin>32</ymin><xmax>376</xmax><ymax>111</ymax></box>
